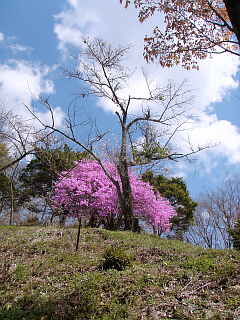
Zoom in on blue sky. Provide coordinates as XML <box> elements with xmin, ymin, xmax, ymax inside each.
<box><xmin>1</xmin><ymin>0</ymin><xmax>240</xmax><ymax>199</ymax></box>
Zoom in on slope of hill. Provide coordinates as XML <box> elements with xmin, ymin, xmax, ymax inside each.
<box><xmin>0</xmin><ymin>226</ymin><xmax>239</xmax><ymax>319</ymax></box>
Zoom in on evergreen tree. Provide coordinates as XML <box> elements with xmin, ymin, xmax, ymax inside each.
<box><xmin>142</xmin><ymin>171</ymin><xmax>197</xmax><ymax>237</ymax></box>
<box><xmin>0</xmin><ymin>172</ymin><xmax>11</xmax><ymax>214</ymax></box>
<box><xmin>229</xmin><ymin>219</ymin><xmax>240</xmax><ymax>250</ymax></box>
<box><xmin>18</xmin><ymin>144</ymin><xmax>89</xmax><ymax>223</ymax></box>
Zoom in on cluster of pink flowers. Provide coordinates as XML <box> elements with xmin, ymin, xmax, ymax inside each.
<box><xmin>53</xmin><ymin>159</ymin><xmax>176</xmax><ymax>232</ymax></box>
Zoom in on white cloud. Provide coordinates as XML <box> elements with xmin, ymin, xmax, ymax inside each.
<box><xmin>54</xmin><ymin>1</ymin><xmax>102</xmax><ymax>57</ymax></box>
<box><xmin>0</xmin><ymin>59</ymin><xmax>54</xmax><ymax>108</ymax></box>
<box><xmin>194</xmin><ymin>117</ymin><xmax>240</xmax><ymax>166</ymax></box>
<box><xmin>187</xmin><ymin>54</ymin><xmax>239</xmax><ymax>107</ymax></box>
<box><xmin>9</xmin><ymin>44</ymin><xmax>33</xmax><ymax>54</ymax></box>
<box><xmin>35</xmin><ymin>106</ymin><xmax>65</xmax><ymax>127</ymax></box>
<box><xmin>0</xmin><ymin>33</ymin><xmax>32</xmax><ymax>54</ymax></box>
<box><xmin>0</xmin><ymin>59</ymin><xmax>65</xmax><ymax>128</ymax></box>
<box><xmin>170</xmin><ymin>113</ymin><xmax>240</xmax><ymax>178</ymax></box>
<box><xmin>53</xmin><ymin>0</ymin><xmax>240</xmax><ymax>173</ymax></box>
<box><xmin>54</xmin><ymin>0</ymin><xmax>239</xmax><ymax>108</ymax></box>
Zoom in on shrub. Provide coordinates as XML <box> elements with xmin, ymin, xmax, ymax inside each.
<box><xmin>53</xmin><ymin>159</ymin><xmax>176</xmax><ymax>231</ymax></box>
<box><xmin>100</xmin><ymin>245</ymin><xmax>131</xmax><ymax>271</ymax></box>
<box><xmin>21</xmin><ymin>216</ymin><xmax>41</xmax><ymax>226</ymax></box>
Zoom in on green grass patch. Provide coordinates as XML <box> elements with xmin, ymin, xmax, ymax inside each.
<box><xmin>0</xmin><ymin>226</ymin><xmax>240</xmax><ymax>319</ymax></box>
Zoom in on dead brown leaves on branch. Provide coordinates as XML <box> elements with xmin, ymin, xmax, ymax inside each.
<box><xmin>120</xmin><ymin>0</ymin><xmax>239</xmax><ymax>69</ymax></box>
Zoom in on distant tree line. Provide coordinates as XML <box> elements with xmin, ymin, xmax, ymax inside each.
<box><xmin>0</xmin><ymin>133</ymin><xmax>194</xmax><ymax>235</ymax></box>
<box><xmin>1</xmin><ymin>120</ymin><xmax>239</xmax><ymax>249</ymax></box>
<box><xmin>183</xmin><ymin>173</ymin><xmax>240</xmax><ymax>250</ymax></box>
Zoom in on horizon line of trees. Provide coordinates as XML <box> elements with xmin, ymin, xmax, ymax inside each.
<box><xmin>1</xmin><ymin>131</ymin><xmax>240</xmax><ymax>250</ymax></box>
<box><xmin>0</xmin><ymin>135</ymin><xmax>195</xmax><ymax>235</ymax></box>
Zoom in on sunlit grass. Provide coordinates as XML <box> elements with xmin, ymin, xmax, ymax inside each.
<box><xmin>0</xmin><ymin>226</ymin><xmax>239</xmax><ymax>319</ymax></box>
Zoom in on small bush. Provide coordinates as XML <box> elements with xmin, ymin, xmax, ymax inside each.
<box><xmin>20</xmin><ymin>216</ymin><xmax>41</xmax><ymax>226</ymax></box>
<box><xmin>100</xmin><ymin>245</ymin><xmax>131</xmax><ymax>271</ymax></box>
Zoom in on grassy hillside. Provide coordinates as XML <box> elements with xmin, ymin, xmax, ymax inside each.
<box><xmin>0</xmin><ymin>226</ymin><xmax>239</xmax><ymax>319</ymax></box>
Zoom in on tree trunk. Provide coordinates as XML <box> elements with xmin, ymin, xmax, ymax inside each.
<box><xmin>118</xmin><ymin>122</ymin><xmax>134</xmax><ymax>231</ymax></box>
<box><xmin>76</xmin><ymin>217</ymin><xmax>81</xmax><ymax>252</ymax></box>
<box><xmin>133</xmin><ymin>217</ymin><xmax>141</xmax><ymax>232</ymax></box>
<box><xmin>41</xmin><ymin>171</ymin><xmax>54</xmax><ymax>224</ymax></box>
<box><xmin>59</xmin><ymin>214</ymin><xmax>66</xmax><ymax>227</ymax></box>
<box><xmin>224</xmin><ymin>0</ymin><xmax>240</xmax><ymax>47</ymax></box>
<box><xmin>9</xmin><ymin>164</ymin><xmax>18</xmax><ymax>225</ymax></box>
<box><xmin>118</xmin><ymin>159</ymin><xmax>134</xmax><ymax>230</ymax></box>
<box><xmin>50</xmin><ymin>213</ymin><xmax>54</xmax><ymax>226</ymax></box>
<box><xmin>10</xmin><ymin>181</ymin><xmax>14</xmax><ymax>225</ymax></box>
<box><xmin>153</xmin><ymin>225</ymin><xmax>157</xmax><ymax>235</ymax></box>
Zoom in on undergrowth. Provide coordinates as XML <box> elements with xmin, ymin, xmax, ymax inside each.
<box><xmin>0</xmin><ymin>226</ymin><xmax>239</xmax><ymax>319</ymax></box>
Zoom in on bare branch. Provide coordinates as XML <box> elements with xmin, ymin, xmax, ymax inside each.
<box><xmin>24</xmin><ymin>37</ymin><xmax>214</xmax><ymax>231</ymax></box>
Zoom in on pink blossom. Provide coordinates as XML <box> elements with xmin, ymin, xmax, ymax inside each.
<box><xmin>53</xmin><ymin>159</ymin><xmax>176</xmax><ymax>232</ymax></box>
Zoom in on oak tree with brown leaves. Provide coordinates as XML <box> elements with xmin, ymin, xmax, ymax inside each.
<box><xmin>120</xmin><ymin>0</ymin><xmax>240</xmax><ymax>69</ymax></box>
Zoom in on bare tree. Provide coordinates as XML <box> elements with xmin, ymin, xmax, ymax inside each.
<box><xmin>28</xmin><ymin>37</ymin><xmax>211</xmax><ymax>231</ymax></box>
<box><xmin>0</xmin><ymin>108</ymin><xmax>44</xmax><ymax>172</ymax></box>
<box><xmin>0</xmin><ymin>105</ymin><xmax>52</xmax><ymax>224</ymax></box>
<box><xmin>184</xmin><ymin>173</ymin><xmax>240</xmax><ymax>249</ymax></box>
<box><xmin>0</xmin><ymin>109</ymin><xmax>33</xmax><ymax>224</ymax></box>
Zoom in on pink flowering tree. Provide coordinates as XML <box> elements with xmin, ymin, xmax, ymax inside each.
<box><xmin>53</xmin><ymin>159</ymin><xmax>176</xmax><ymax>232</ymax></box>
<box><xmin>30</xmin><ymin>38</ymin><xmax>210</xmax><ymax>232</ymax></box>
